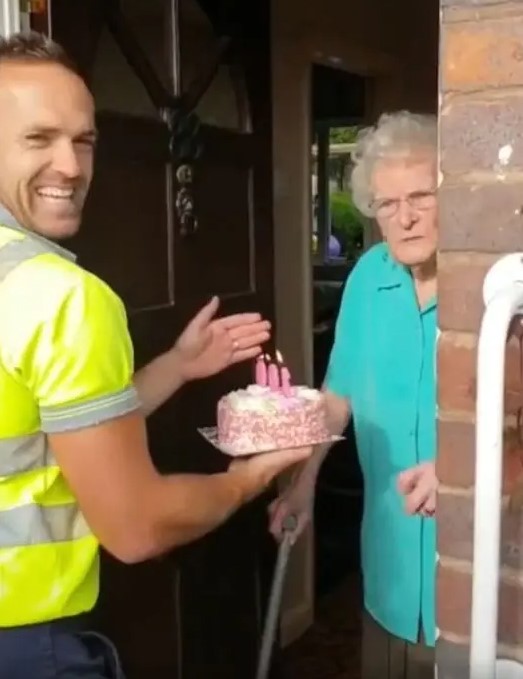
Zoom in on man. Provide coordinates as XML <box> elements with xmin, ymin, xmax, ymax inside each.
<box><xmin>270</xmin><ymin>111</ymin><xmax>438</xmax><ymax>678</ymax></box>
<box><xmin>0</xmin><ymin>32</ymin><xmax>311</xmax><ymax>678</ymax></box>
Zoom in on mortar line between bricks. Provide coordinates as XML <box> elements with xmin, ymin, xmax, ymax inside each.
<box><xmin>438</xmin><ymin>632</ymin><xmax>523</xmax><ymax>664</ymax></box>
<box><xmin>438</xmin><ymin>488</ymin><xmax>512</xmax><ymax>507</ymax></box>
<box><xmin>443</xmin><ymin>7</ymin><xmax>523</xmax><ymax>26</ymax></box>
<box><xmin>439</xmin><ymin>485</ymin><xmax>473</xmax><ymax>497</ymax></box>
<box><xmin>438</xmin><ymin>410</ymin><xmax>476</xmax><ymax>424</ymax></box>
<box><xmin>438</xmin><ymin>410</ymin><xmax>518</xmax><ymax>427</ymax></box>
<box><xmin>440</xmin><ymin>170</ymin><xmax>523</xmax><ymax>186</ymax></box>
<box><xmin>438</xmin><ymin>251</ymin><xmax>501</xmax><ymax>265</ymax></box>
<box><xmin>439</xmin><ymin>555</ymin><xmax>472</xmax><ymax>573</ymax></box>
<box><xmin>500</xmin><ymin>564</ymin><xmax>523</xmax><ymax>587</ymax></box>
<box><xmin>438</xmin><ymin>631</ymin><xmax>469</xmax><ymax>646</ymax></box>
<box><xmin>442</xmin><ymin>491</ymin><xmax>513</xmax><ymax>508</ymax></box>
<box><xmin>438</xmin><ymin>329</ymin><xmax>477</xmax><ymax>345</ymax></box>
<box><xmin>438</xmin><ymin>250</ymin><xmax>500</xmax><ymax>261</ymax></box>
<box><xmin>439</xmin><ymin>556</ymin><xmax>523</xmax><ymax>589</ymax></box>
<box><xmin>497</xmin><ymin>642</ymin><xmax>523</xmax><ymax>663</ymax></box>
<box><xmin>442</xmin><ymin>86</ymin><xmax>523</xmax><ymax>104</ymax></box>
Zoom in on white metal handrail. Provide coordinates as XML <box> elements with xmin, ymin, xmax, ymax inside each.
<box><xmin>0</xmin><ymin>0</ymin><xmax>20</xmax><ymax>36</ymax></box>
<box><xmin>470</xmin><ymin>253</ymin><xmax>523</xmax><ymax>678</ymax></box>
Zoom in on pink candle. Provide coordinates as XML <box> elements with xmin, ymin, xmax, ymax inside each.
<box><xmin>281</xmin><ymin>366</ymin><xmax>292</xmax><ymax>397</ymax></box>
<box><xmin>276</xmin><ymin>350</ymin><xmax>293</xmax><ymax>397</ymax></box>
<box><xmin>267</xmin><ymin>362</ymin><xmax>280</xmax><ymax>391</ymax></box>
<box><xmin>255</xmin><ymin>355</ymin><xmax>267</xmax><ymax>386</ymax></box>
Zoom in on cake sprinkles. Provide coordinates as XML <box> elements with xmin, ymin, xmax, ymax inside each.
<box><xmin>216</xmin><ymin>352</ymin><xmax>330</xmax><ymax>454</ymax></box>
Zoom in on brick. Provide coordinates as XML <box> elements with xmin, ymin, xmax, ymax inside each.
<box><xmin>441</xmin><ymin>18</ymin><xmax>523</xmax><ymax>92</ymax></box>
<box><xmin>438</xmin><ymin>486</ymin><xmax>523</xmax><ymax>568</ymax></box>
<box><xmin>439</xmin><ymin>182</ymin><xmax>523</xmax><ymax>253</ymax></box>
<box><xmin>436</xmin><ymin>638</ymin><xmax>469</xmax><ymax>679</ymax></box>
<box><xmin>438</xmin><ymin>333</ymin><xmax>522</xmax><ymax>413</ymax></box>
<box><xmin>438</xmin><ymin>333</ymin><xmax>477</xmax><ymax>412</ymax></box>
<box><xmin>438</xmin><ymin>565</ymin><xmax>523</xmax><ymax>644</ymax></box>
<box><xmin>506</xmin><ymin>335</ymin><xmax>523</xmax><ymax>413</ymax></box>
<box><xmin>501</xmin><ymin>505</ymin><xmax>523</xmax><ymax>571</ymax></box>
<box><xmin>438</xmin><ymin>253</ymin><xmax>497</xmax><ymax>332</ymax></box>
<box><xmin>438</xmin><ymin>494</ymin><xmax>474</xmax><ymax>561</ymax></box>
<box><xmin>438</xmin><ymin>421</ymin><xmax>523</xmax><ymax>490</ymax></box>
<box><xmin>503</xmin><ymin>428</ymin><xmax>523</xmax><ymax>495</ymax></box>
<box><xmin>440</xmin><ymin>96</ymin><xmax>523</xmax><ymax>176</ymax></box>
<box><xmin>437</xmin><ymin>565</ymin><xmax>471</xmax><ymax>637</ymax></box>
<box><xmin>495</xmin><ymin>580</ymin><xmax>523</xmax><ymax>646</ymax></box>
<box><xmin>438</xmin><ymin>419</ymin><xmax>475</xmax><ymax>488</ymax></box>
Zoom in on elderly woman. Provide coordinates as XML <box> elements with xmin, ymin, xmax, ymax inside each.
<box><xmin>269</xmin><ymin>111</ymin><xmax>438</xmax><ymax>678</ymax></box>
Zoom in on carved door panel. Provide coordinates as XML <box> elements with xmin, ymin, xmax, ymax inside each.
<box><xmin>42</xmin><ymin>0</ymin><xmax>276</xmax><ymax>677</ymax></box>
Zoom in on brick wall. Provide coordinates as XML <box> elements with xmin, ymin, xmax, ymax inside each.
<box><xmin>437</xmin><ymin>0</ymin><xmax>523</xmax><ymax>676</ymax></box>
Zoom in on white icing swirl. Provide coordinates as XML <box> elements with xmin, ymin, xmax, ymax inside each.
<box><xmin>294</xmin><ymin>386</ymin><xmax>321</xmax><ymax>400</ymax></box>
<box><xmin>225</xmin><ymin>383</ymin><xmax>321</xmax><ymax>412</ymax></box>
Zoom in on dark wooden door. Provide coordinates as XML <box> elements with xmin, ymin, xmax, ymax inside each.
<box><xmin>40</xmin><ymin>0</ymin><xmax>276</xmax><ymax>676</ymax></box>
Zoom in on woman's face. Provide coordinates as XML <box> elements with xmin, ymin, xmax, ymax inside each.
<box><xmin>370</xmin><ymin>153</ymin><xmax>437</xmax><ymax>268</ymax></box>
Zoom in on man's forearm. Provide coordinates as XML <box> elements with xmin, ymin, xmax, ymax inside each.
<box><xmin>134</xmin><ymin>349</ymin><xmax>185</xmax><ymax>417</ymax></box>
<box><xmin>140</xmin><ymin>471</ymin><xmax>251</xmax><ymax>557</ymax></box>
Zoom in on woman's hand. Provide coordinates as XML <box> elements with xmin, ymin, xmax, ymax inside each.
<box><xmin>397</xmin><ymin>461</ymin><xmax>438</xmax><ymax>517</ymax></box>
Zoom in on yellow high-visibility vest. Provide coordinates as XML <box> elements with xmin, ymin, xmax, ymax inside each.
<box><xmin>0</xmin><ymin>212</ymin><xmax>139</xmax><ymax>627</ymax></box>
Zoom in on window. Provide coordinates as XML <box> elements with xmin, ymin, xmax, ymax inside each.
<box><xmin>311</xmin><ymin>123</ymin><xmax>367</xmax><ymax>265</ymax></box>
<box><xmin>179</xmin><ymin>0</ymin><xmax>250</xmax><ymax>132</ymax></box>
<box><xmin>91</xmin><ymin>0</ymin><xmax>171</xmax><ymax>120</ymax></box>
<box><xmin>88</xmin><ymin>0</ymin><xmax>250</xmax><ymax>131</ymax></box>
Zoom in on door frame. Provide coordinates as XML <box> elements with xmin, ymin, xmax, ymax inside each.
<box><xmin>271</xmin><ymin>11</ymin><xmax>402</xmax><ymax>645</ymax></box>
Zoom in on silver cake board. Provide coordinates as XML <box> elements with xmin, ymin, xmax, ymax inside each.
<box><xmin>198</xmin><ymin>426</ymin><xmax>344</xmax><ymax>457</ymax></box>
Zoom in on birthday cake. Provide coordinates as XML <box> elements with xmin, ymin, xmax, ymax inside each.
<box><xmin>216</xmin><ymin>354</ymin><xmax>330</xmax><ymax>454</ymax></box>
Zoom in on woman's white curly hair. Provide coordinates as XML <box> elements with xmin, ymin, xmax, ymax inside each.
<box><xmin>350</xmin><ymin>111</ymin><xmax>437</xmax><ymax>217</ymax></box>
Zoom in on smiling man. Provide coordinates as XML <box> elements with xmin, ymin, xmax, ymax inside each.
<box><xmin>0</xmin><ymin>32</ymin><xmax>312</xmax><ymax>679</ymax></box>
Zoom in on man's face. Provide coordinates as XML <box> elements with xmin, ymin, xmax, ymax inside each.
<box><xmin>371</xmin><ymin>154</ymin><xmax>437</xmax><ymax>268</ymax></box>
<box><xmin>0</xmin><ymin>61</ymin><xmax>96</xmax><ymax>239</ymax></box>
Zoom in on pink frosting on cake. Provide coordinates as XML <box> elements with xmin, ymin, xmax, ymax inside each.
<box><xmin>217</xmin><ymin>384</ymin><xmax>330</xmax><ymax>454</ymax></box>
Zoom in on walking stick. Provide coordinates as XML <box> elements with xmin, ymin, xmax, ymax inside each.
<box><xmin>255</xmin><ymin>514</ymin><xmax>298</xmax><ymax>679</ymax></box>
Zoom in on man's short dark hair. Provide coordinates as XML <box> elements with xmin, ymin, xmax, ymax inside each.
<box><xmin>0</xmin><ymin>31</ymin><xmax>80</xmax><ymax>77</ymax></box>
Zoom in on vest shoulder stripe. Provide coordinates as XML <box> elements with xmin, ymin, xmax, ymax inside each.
<box><xmin>0</xmin><ymin>237</ymin><xmax>54</xmax><ymax>285</ymax></box>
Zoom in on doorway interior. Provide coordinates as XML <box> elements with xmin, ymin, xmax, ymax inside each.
<box><xmin>310</xmin><ymin>63</ymin><xmax>367</xmax><ymax>601</ymax></box>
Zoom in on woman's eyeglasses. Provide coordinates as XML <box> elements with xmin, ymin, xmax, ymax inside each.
<box><xmin>371</xmin><ymin>190</ymin><xmax>437</xmax><ymax>219</ymax></box>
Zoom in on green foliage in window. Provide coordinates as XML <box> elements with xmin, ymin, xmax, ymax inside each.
<box><xmin>330</xmin><ymin>191</ymin><xmax>365</xmax><ymax>257</ymax></box>
<box><xmin>329</xmin><ymin>126</ymin><xmax>359</xmax><ymax>144</ymax></box>
<box><xmin>328</xmin><ymin>127</ymin><xmax>360</xmax><ymax>191</ymax></box>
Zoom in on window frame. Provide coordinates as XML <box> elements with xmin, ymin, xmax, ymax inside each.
<box><xmin>312</xmin><ymin>117</ymin><xmax>370</xmax><ymax>269</ymax></box>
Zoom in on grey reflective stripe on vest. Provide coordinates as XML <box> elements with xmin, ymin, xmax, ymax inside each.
<box><xmin>0</xmin><ymin>237</ymin><xmax>53</xmax><ymax>284</ymax></box>
<box><xmin>0</xmin><ymin>433</ymin><xmax>56</xmax><ymax>476</ymax></box>
<box><xmin>0</xmin><ymin>237</ymin><xmax>88</xmax><ymax>548</ymax></box>
<box><xmin>0</xmin><ymin>502</ymin><xmax>90</xmax><ymax>548</ymax></box>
